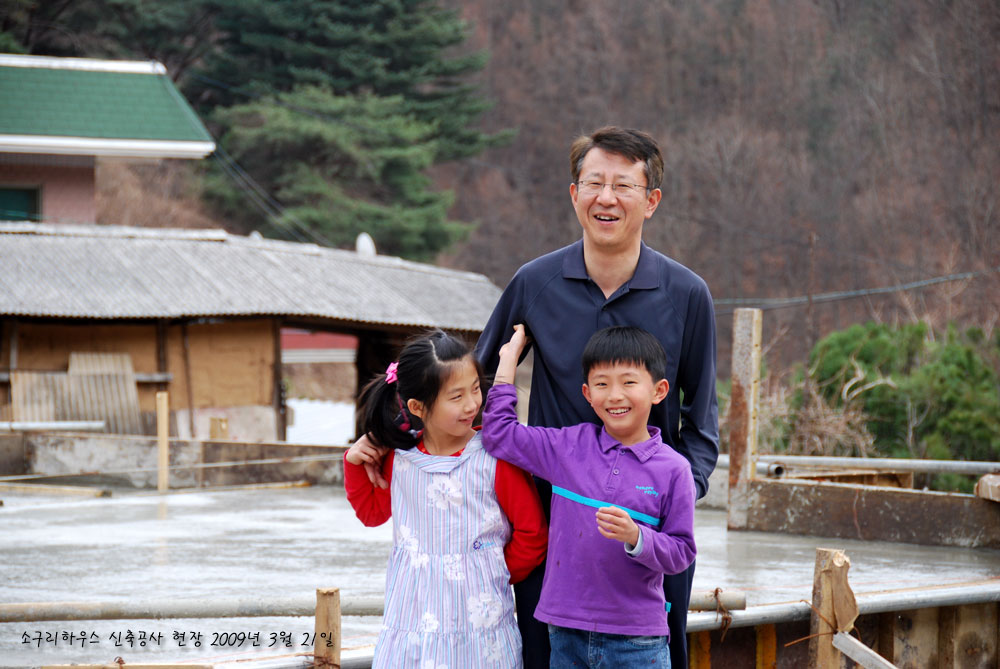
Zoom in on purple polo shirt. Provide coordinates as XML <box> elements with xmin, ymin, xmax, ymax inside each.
<box><xmin>483</xmin><ymin>384</ymin><xmax>697</xmax><ymax>637</ymax></box>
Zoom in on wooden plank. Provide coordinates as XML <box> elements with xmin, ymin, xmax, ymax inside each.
<box><xmin>689</xmin><ymin>630</ymin><xmax>712</xmax><ymax>669</ymax></box>
<box><xmin>756</xmin><ymin>623</ymin><xmax>777</xmax><ymax>668</ymax></box>
<box><xmin>44</xmin><ymin>665</ymin><xmax>211</xmax><ymax>669</ymax></box>
<box><xmin>938</xmin><ymin>603</ymin><xmax>999</xmax><ymax>668</ymax></box>
<box><xmin>0</xmin><ymin>482</ymin><xmax>109</xmax><ymax>497</ymax></box>
<box><xmin>832</xmin><ymin>632</ymin><xmax>898</xmax><ymax>668</ymax></box>
<box><xmin>889</xmin><ymin>608</ymin><xmax>939</xmax><ymax>668</ymax></box>
<box><xmin>745</xmin><ymin>478</ymin><xmax>1000</xmax><ymax>548</ymax></box>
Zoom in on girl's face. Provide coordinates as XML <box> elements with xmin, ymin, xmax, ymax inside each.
<box><xmin>408</xmin><ymin>357</ymin><xmax>482</xmax><ymax>447</ymax></box>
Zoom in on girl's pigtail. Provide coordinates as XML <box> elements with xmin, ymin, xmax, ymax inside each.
<box><xmin>356</xmin><ymin>362</ymin><xmax>422</xmax><ymax>451</ymax></box>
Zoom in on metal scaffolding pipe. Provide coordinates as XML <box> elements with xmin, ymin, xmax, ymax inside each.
<box><xmin>0</xmin><ymin>420</ymin><xmax>105</xmax><ymax>432</ymax></box>
<box><xmin>0</xmin><ymin>595</ymin><xmax>383</xmax><ymax>623</ymax></box>
<box><xmin>760</xmin><ymin>454</ymin><xmax>998</xmax><ymax>476</ymax></box>
<box><xmin>0</xmin><ymin>590</ymin><xmax>744</xmax><ymax>624</ymax></box>
<box><xmin>687</xmin><ymin>580</ymin><xmax>1000</xmax><ymax>632</ymax></box>
<box><xmin>715</xmin><ymin>454</ymin><xmax>784</xmax><ymax>477</ymax></box>
<box><xmin>717</xmin><ymin>453</ymin><xmax>998</xmax><ymax>476</ymax></box>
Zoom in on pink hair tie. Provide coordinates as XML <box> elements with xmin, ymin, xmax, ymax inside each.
<box><xmin>385</xmin><ymin>361</ymin><xmax>399</xmax><ymax>384</ymax></box>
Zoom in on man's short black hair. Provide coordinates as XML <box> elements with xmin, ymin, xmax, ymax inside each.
<box><xmin>582</xmin><ymin>326</ymin><xmax>667</xmax><ymax>382</ymax></box>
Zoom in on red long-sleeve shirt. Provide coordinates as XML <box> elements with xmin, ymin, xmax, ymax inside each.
<box><xmin>344</xmin><ymin>444</ymin><xmax>548</xmax><ymax>584</ymax></box>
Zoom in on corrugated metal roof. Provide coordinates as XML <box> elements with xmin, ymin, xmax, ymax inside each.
<box><xmin>0</xmin><ymin>223</ymin><xmax>501</xmax><ymax>332</ymax></box>
<box><xmin>0</xmin><ymin>54</ymin><xmax>214</xmax><ymax>158</ymax></box>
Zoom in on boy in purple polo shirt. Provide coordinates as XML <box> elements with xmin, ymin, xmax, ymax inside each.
<box><xmin>482</xmin><ymin>324</ymin><xmax>696</xmax><ymax>668</ymax></box>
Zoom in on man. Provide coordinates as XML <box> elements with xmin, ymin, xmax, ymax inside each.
<box><xmin>474</xmin><ymin>126</ymin><xmax>718</xmax><ymax>668</ymax></box>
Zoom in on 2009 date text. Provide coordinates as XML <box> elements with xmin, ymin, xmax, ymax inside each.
<box><xmin>20</xmin><ymin>630</ymin><xmax>335</xmax><ymax>649</ymax></box>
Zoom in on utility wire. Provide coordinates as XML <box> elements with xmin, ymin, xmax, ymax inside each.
<box><xmin>713</xmin><ymin>266</ymin><xmax>999</xmax><ymax>314</ymax></box>
<box><xmin>209</xmin><ymin>146</ymin><xmax>333</xmax><ymax>247</ymax></box>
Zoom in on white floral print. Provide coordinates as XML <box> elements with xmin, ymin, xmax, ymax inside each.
<box><xmin>396</xmin><ymin>524</ymin><xmax>419</xmax><ymax>552</ymax></box>
<box><xmin>442</xmin><ymin>554</ymin><xmax>465</xmax><ymax>581</ymax></box>
<box><xmin>412</xmin><ymin>552</ymin><xmax>430</xmax><ymax>569</ymax></box>
<box><xmin>483</xmin><ymin>635</ymin><xmax>504</xmax><ymax>662</ymax></box>
<box><xmin>480</xmin><ymin>507</ymin><xmax>503</xmax><ymax>534</ymax></box>
<box><xmin>467</xmin><ymin>592</ymin><xmax>502</xmax><ymax>629</ymax></box>
<box><xmin>420</xmin><ymin>660</ymin><xmax>448</xmax><ymax>669</ymax></box>
<box><xmin>419</xmin><ymin>612</ymin><xmax>440</xmax><ymax>633</ymax></box>
<box><xmin>426</xmin><ymin>475</ymin><xmax>463</xmax><ymax>510</ymax></box>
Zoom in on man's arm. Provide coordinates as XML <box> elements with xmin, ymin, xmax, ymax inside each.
<box><xmin>677</xmin><ymin>281</ymin><xmax>720</xmax><ymax>499</ymax></box>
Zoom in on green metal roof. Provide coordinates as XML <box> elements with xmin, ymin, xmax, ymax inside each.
<box><xmin>0</xmin><ymin>54</ymin><xmax>214</xmax><ymax>158</ymax></box>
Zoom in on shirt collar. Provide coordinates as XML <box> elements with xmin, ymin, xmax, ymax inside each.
<box><xmin>562</xmin><ymin>240</ymin><xmax>660</xmax><ymax>290</ymax></box>
<box><xmin>598</xmin><ymin>425</ymin><xmax>664</xmax><ymax>462</ymax></box>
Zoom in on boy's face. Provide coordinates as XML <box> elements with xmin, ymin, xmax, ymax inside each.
<box><xmin>582</xmin><ymin>362</ymin><xmax>669</xmax><ymax>446</ymax></box>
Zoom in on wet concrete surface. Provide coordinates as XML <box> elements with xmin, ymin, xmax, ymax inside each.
<box><xmin>2</xmin><ymin>484</ymin><xmax>998</xmax><ymax>666</ymax></box>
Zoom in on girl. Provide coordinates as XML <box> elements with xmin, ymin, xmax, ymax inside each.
<box><xmin>345</xmin><ymin>329</ymin><xmax>547</xmax><ymax>669</ymax></box>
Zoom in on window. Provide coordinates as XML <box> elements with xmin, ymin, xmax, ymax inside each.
<box><xmin>0</xmin><ymin>187</ymin><xmax>40</xmax><ymax>221</ymax></box>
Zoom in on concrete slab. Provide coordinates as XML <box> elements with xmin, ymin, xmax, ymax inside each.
<box><xmin>1</xmin><ymin>485</ymin><xmax>998</xmax><ymax>667</ymax></box>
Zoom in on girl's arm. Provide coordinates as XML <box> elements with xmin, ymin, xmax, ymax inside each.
<box><xmin>494</xmin><ymin>460</ymin><xmax>548</xmax><ymax>584</ymax></box>
<box><xmin>343</xmin><ymin>449</ymin><xmax>394</xmax><ymax>526</ymax></box>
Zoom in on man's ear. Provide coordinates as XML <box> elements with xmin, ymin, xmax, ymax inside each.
<box><xmin>581</xmin><ymin>383</ymin><xmax>592</xmax><ymax>405</ymax></box>
<box><xmin>652</xmin><ymin>379</ymin><xmax>669</xmax><ymax>405</ymax></box>
<box><xmin>407</xmin><ymin>397</ymin><xmax>426</xmax><ymax>419</ymax></box>
<box><xmin>644</xmin><ymin>188</ymin><xmax>662</xmax><ymax>219</ymax></box>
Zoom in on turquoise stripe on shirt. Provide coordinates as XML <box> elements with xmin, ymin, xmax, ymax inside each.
<box><xmin>551</xmin><ymin>485</ymin><xmax>661</xmax><ymax>526</ymax></box>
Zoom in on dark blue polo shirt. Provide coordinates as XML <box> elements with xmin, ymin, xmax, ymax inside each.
<box><xmin>475</xmin><ymin>240</ymin><xmax>719</xmax><ymax>498</ymax></box>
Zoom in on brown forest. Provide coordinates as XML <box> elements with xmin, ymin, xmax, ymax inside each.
<box><xmin>87</xmin><ymin>0</ymin><xmax>1000</xmax><ymax>374</ymax></box>
<box><xmin>428</xmin><ymin>0</ymin><xmax>999</xmax><ymax>372</ymax></box>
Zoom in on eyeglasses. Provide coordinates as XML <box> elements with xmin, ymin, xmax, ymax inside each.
<box><xmin>575</xmin><ymin>180</ymin><xmax>650</xmax><ymax>198</ymax></box>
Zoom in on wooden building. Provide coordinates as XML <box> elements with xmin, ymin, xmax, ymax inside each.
<box><xmin>0</xmin><ymin>223</ymin><xmax>500</xmax><ymax>441</ymax></box>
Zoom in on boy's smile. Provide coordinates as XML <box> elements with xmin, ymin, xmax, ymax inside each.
<box><xmin>582</xmin><ymin>362</ymin><xmax>669</xmax><ymax>446</ymax></box>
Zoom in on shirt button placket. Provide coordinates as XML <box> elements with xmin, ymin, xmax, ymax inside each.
<box><xmin>606</xmin><ymin>450</ymin><xmax>622</xmax><ymax>493</ymax></box>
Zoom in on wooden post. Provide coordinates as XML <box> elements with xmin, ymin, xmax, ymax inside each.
<box><xmin>181</xmin><ymin>322</ymin><xmax>196</xmax><ymax>439</ymax></box>
<box><xmin>809</xmin><ymin>547</ymin><xmax>858</xmax><ymax>668</ymax></box>
<box><xmin>156</xmin><ymin>391</ymin><xmax>169</xmax><ymax>493</ymax></box>
<box><xmin>727</xmin><ymin>307</ymin><xmax>762</xmax><ymax>530</ymax></box>
<box><xmin>314</xmin><ymin>587</ymin><xmax>341</xmax><ymax>668</ymax></box>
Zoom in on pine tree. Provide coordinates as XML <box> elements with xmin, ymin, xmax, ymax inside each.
<box><xmin>186</xmin><ymin>0</ymin><xmax>504</xmax><ymax>255</ymax></box>
<box><xmin>208</xmin><ymin>86</ymin><xmax>466</xmax><ymax>259</ymax></box>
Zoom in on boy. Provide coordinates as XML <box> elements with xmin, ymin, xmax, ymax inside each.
<box><xmin>482</xmin><ymin>324</ymin><xmax>696</xmax><ymax>668</ymax></box>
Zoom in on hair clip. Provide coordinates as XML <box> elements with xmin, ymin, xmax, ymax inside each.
<box><xmin>385</xmin><ymin>361</ymin><xmax>399</xmax><ymax>384</ymax></box>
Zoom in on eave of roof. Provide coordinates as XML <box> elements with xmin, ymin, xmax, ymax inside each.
<box><xmin>0</xmin><ymin>53</ymin><xmax>215</xmax><ymax>159</ymax></box>
<box><xmin>0</xmin><ymin>223</ymin><xmax>501</xmax><ymax>333</ymax></box>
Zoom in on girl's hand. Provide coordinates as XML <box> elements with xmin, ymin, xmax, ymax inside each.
<box><xmin>346</xmin><ymin>434</ymin><xmax>390</xmax><ymax>488</ymax></box>
<box><xmin>596</xmin><ymin>506</ymin><xmax>640</xmax><ymax>547</ymax></box>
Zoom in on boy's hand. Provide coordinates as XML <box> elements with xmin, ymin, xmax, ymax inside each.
<box><xmin>495</xmin><ymin>324</ymin><xmax>528</xmax><ymax>385</ymax></box>
<box><xmin>596</xmin><ymin>506</ymin><xmax>640</xmax><ymax>547</ymax></box>
<box><xmin>346</xmin><ymin>434</ymin><xmax>390</xmax><ymax>488</ymax></box>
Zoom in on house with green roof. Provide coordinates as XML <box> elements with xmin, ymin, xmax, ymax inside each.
<box><xmin>0</xmin><ymin>53</ymin><xmax>215</xmax><ymax>223</ymax></box>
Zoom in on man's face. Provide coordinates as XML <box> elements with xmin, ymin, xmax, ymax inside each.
<box><xmin>570</xmin><ymin>147</ymin><xmax>662</xmax><ymax>255</ymax></box>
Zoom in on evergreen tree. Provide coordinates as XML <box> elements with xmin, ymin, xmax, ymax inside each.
<box><xmin>185</xmin><ymin>0</ymin><xmax>504</xmax><ymax>256</ymax></box>
<box><xmin>208</xmin><ymin>86</ymin><xmax>466</xmax><ymax>259</ymax></box>
<box><xmin>187</xmin><ymin>0</ymin><xmax>501</xmax><ymax>161</ymax></box>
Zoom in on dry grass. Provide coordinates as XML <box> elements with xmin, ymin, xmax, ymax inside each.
<box><xmin>95</xmin><ymin>159</ymin><xmax>229</xmax><ymax>230</ymax></box>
